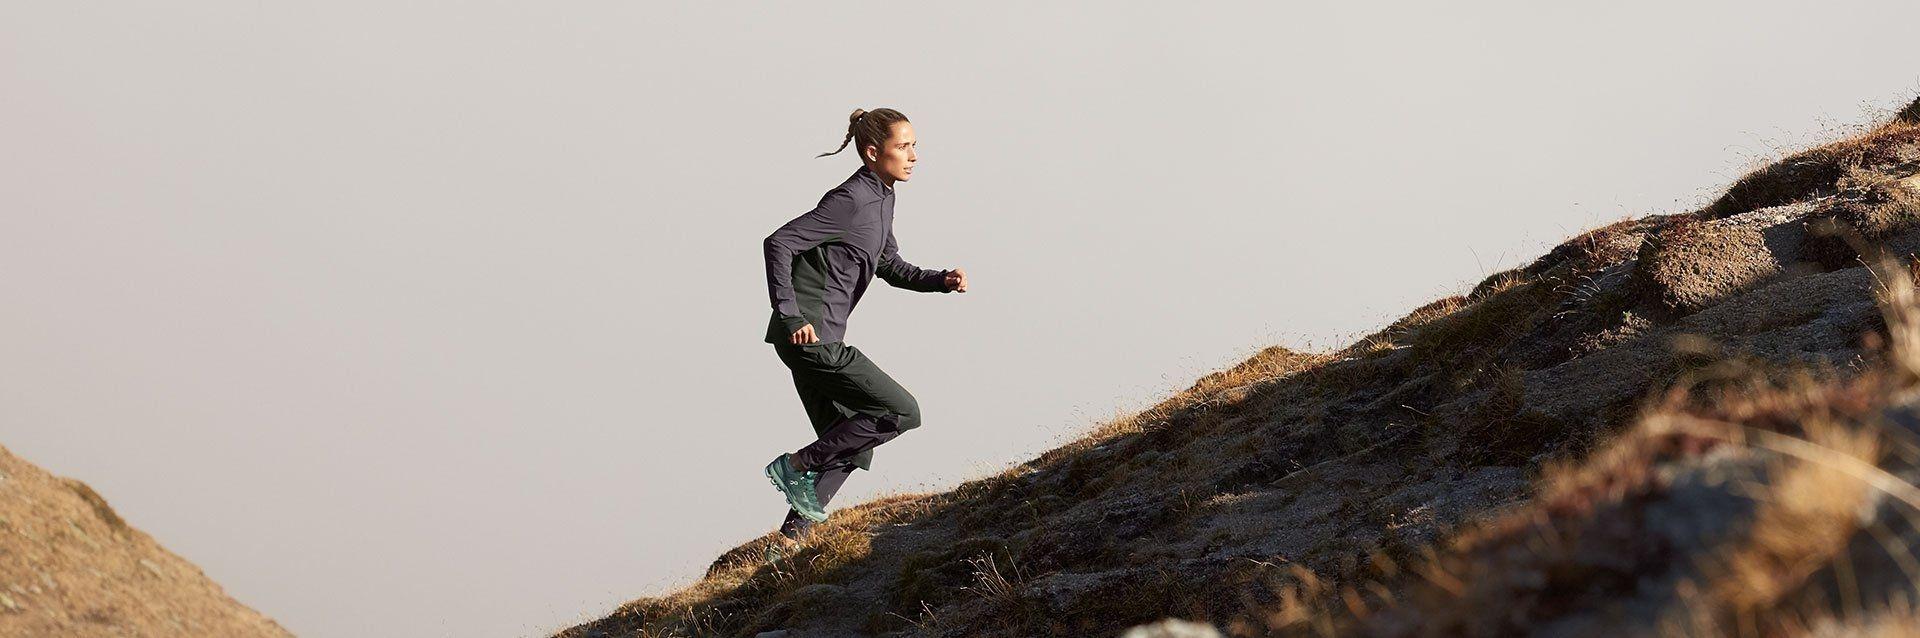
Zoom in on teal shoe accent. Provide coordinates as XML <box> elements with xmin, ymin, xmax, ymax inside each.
<box><xmin>765</xmin><ymin>453</ymin><xmax>828</xmax><ymax>522</ymax></box>
<box><xmin>764</xmin><ymin>540</ymin><xmax>787</xmax><ymax>565</ymax></box>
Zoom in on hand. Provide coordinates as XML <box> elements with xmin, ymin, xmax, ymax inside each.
<box><xmin>944</xmin><ymin>267</ymin><xmax>968</xmax><ymax>293</ymax></box>
<box><xmin>790</xmin><ymin>323</ymin><xmax>820</xmax><ymax>345</ymax></box>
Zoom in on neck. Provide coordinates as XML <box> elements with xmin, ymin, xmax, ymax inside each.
<box><xmin>866</xmin><ymin>164</ymin><xmax>894</xmax><ymax>190</ymax></box>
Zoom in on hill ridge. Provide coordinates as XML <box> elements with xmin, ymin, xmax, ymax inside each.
<box><xmin>0</xmin><ymin>444</ymin><xmax>291</xmax><ymax>637</ymax></box>
<box><xmin>561</xmin><ymin>91</ymin><xmax>1920</xmax><ymax>638</ymax></box>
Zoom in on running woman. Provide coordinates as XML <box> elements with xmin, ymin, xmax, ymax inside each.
<box><xmin>760</xmin><ymin>108</ymin><xmax>968</xmax><ymax>550</ymax></box>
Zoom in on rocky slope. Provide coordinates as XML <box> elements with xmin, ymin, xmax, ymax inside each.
<box><xmin>0</xmin><ymin>445</ymin><xmax>289</xmax><ymax>637</ymax></box>
<box><xmin>561</xmin><ymin>92</ymin><xmax>1920</xmax><ymax>637</ymax></box>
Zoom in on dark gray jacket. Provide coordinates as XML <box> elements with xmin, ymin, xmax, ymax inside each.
<box><xmin>763</xmin><ymin>164</ymin><xmax>952</xmax><ymax>344</ymax></box>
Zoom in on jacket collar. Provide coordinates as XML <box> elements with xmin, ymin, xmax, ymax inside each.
<box><xmin>854</xmin><ymin>164</ymin><xmax>894</xmax><ymax>199</ymax></box>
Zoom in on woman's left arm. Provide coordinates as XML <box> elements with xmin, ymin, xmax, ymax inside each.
<box><xmin>875</xmin><ymin>227</ymin><xmax>953</xmax><ymax>293</ymax></box>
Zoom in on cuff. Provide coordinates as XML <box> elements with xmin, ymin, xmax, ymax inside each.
<box><xmin>779</xmin><ymin>313</ymin><xmax>811</xmax><ymax>334</ymax></box>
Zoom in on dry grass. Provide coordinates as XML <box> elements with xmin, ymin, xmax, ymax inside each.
<box><xmin>562</xmin><ymin>331</ymin><xmax>1350</xmax><ymax>637</ymax></box>
<box><xmin>1232</xmin><ymin>563</ymin><xmax>1337</xmax><ymax>637</ymax></box>
<box><xmin>1835</xmin><ymin>166</ymin><xmax>1920</xmax><ymax>240</ymax></box>
<box><xmin>1401</xmin><ymin>271</ymin><xmax>1553</xmax><ymax>388</ymax></box>
<box><xmin>0</xmin><ymin>447</ymin><xmax>292</xmax><ymax>638</ymax></box>
<box><xmin>1697</xmin><ymin>413</ymin><xmax>1883</xmax><ymax>623</ymax></box>
<box><xmin>960</xmin><ymin>551</ymin><xmax>1028</xmax><ymax>609</ymax></box>
<box><xmin>1807</xmin><ymin>602</ymin><xmax>1920</xmax><ymax>637</ymax></box>
<box><xmin>1806</xmin><ymin>166</ymin><xmax>1920</xmax><ymax>269</ymax></box>
<box><xmin>1700</xmin><ymin>117</ymin><xmax>1920</xmax><ymax>220</ymax></box>
<box><xmin>1080</xmin><ymin>345</ymin><xmax>1334</xmax><ymax>444</ymax></box>
<box><xmin>1234</xmin><ymin>368</ymin><xmax>1908</xmax><ymax>637</ymax></box>
<box><xmin>1223</xmin><ymin>245</ymin><xmax>1920</xmax><ymax>638</ymax></box>
<box><xmin>1898</xmin><ymin>94</ymin><xmax>1920</xmax><ymax>127</ymax></box>
<box><xmin>562</xmin><ymin>491</ymin><xmax>940</xmax><ymax>637</ymax></box>
<box><xmin>1514</xmin><ymin>215</ymin><xmax>1649</xmax><ymax>285</ymax></box>
<box><xmin>566</xmin><ymin>92</ymin><xmax>1920</xmax><ymax>638</ymax></box>
<box><xmin>1181</xmin><ymin>345</ymin><xmax>1333</xmax><ymax>410</ymax></box>
<box><xmin>1454</xmin><ymin>364</ymin><xmax>1572</xmax><ymax>466</ymax></box>
<box><xmin>1557</xmin><ymin>216</ymin><xmax>1647</xmax><ymax>271</ymax></box>
<box><xmin>1341</xmin><ymin>295</ymin><xmax>1471</xmax><ymax>360</ymax></box>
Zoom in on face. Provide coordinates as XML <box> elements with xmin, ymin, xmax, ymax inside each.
<box><xmin>864</xmin><ymin>121</ymin><xmax>917</xmax><ymax>184</ymax></box>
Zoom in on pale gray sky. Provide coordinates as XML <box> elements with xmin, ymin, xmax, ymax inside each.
<box><xmin>2</xmin><ymin>2</ymin><xmax>1916</xmax><ymax>636</ymax></box>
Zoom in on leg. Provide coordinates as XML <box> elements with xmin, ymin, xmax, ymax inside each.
<box><xmin>776</xmin><ymin>356</ymin><xmax>862</xmax><ymax>536</ymax></box>
<box><xmin>778</xmin><ymin>458</ymin><xmax>857</xmax><ymax>538</ymax></box>
<box><xmin>782</xmin><ymin>362</ymin><xmax>873</xmax><ymax>473</ymax></box>
<box><xmin>791</xmin><ymin>412</ymin><xmax>904</xmax><ymax>472</ymax></box>
<box><xmin>812</xmin><ymin>458</ymin><xmax>858</xmax><ymax>505</ymax></box>
<box><xmin>779</xmin><ymin>342</ymin><xmax>922</xmax><ymax>473</ymax></box>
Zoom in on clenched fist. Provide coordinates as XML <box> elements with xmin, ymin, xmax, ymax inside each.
<box><xmin>944</xmin><ymin>267</ymin><xmax>968</xmax><ymax>293</ymax></box>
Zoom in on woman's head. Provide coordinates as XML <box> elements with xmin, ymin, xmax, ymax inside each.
<box><xmin>816</xmin><ymin>108</ymin><xmax>916</xmax><ymax>185</ymax></box>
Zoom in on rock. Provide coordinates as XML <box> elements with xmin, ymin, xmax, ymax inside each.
<box><xmin>1119</xmin><ymin>618</ymin><xmax>1225</xmax><ymax>638</ymax></box>
<box><xmin>1635</xmin><ymin>215</ymin><xmax>1781</xmax><ymax>313</ymax></box>
<box><xmin>1802</xmin><ymin>170</ymin><xmax>1920</xmax><ymax>268</ymax></box>
<box><xmin>788</xmin><ymin>583</ymin><xmax>845</xmax><ymax>602</ymax></box>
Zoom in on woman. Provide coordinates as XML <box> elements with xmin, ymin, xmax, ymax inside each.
<box><xmin>759</xmin><ymin>108</ymin><xmax>968</xmax><ymax>553</ymax></box>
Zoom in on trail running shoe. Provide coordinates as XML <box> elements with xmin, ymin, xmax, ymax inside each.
<box><xmin>764</xmin><ymin>537</ymin><xmax>802</xmax><ymax>565</ymax></box>
<box><xmin>765</xmin><ymin>453</ymin><xmax>828</xmax><ymax>523</ymax></box>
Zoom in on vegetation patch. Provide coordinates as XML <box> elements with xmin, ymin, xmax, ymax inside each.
<box><xmin>882</xmin><ymin>536</ymin><xmax>1016</xmax><ymax>631</ymax></box>
<box><xmin>1452</xmin><ymin>366</ymin><xmax>1575</xmax><ymax>467</ymax></box>
<box><xmin>1803</xmin><ymin>165</ymin><xmax>1920</xmax><ymax>269</ymax></box>
<box><xmin>1405</xmin><ymin>274</ymin><xmax>1556</xmax><ymax>388</ymax></box>
<box><xmin>1700</xmin><ymin>117</ymin><xmax>1920</xmax><ymax>220</ymax></box>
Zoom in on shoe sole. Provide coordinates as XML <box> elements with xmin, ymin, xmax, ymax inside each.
<box><xmin>763</xmin><ymin>458</ymin><xmax>784</xmax><ymax>493</ymax></box>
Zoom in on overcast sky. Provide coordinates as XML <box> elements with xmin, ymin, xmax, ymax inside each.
<box><xmin>3</xmin><ymin>2</ymin><xmax>1918</xmax><ymax>636</ymax></box>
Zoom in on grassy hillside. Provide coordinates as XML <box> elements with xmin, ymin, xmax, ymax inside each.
<box><xmin>561</xmin><ymin>92</ymin><xmax>1920</xmax><ymax>638</ymax></box>
<box><xmin>0</xmin><ymin>445</ymin><xmax>290</xmax><ymax>637</ymax></box>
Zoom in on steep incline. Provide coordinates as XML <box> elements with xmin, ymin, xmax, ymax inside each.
<box><xmin>0</xmin><ymin>445</ymin><xmax>289</xmax><ymax>637</ymax></box>
<box><xmin>561</xmin><ymin>93</ymin><xmax>1920</xmax><ymax>638</ymax></box>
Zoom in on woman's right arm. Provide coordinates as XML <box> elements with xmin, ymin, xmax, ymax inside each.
<box><xmin>763</xmin><ymin>189</ymin><xmax>855</xmax><ymax>335</ymax></box>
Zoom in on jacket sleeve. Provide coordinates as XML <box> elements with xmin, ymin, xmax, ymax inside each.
<box><xmin>876</xmin><ymin>225</ymin><xmax>952</xmax><ymax>293</ymax></box>
<box><xmin>764</xmin><ymin>190</ymin><xmax>855</xmax><ymax>334</ymax></box>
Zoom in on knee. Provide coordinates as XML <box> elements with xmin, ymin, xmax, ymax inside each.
<box><xmin>890</xmin><ymin>396</ymin><xmax>922</xmax><ymax>432</ymax></box>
